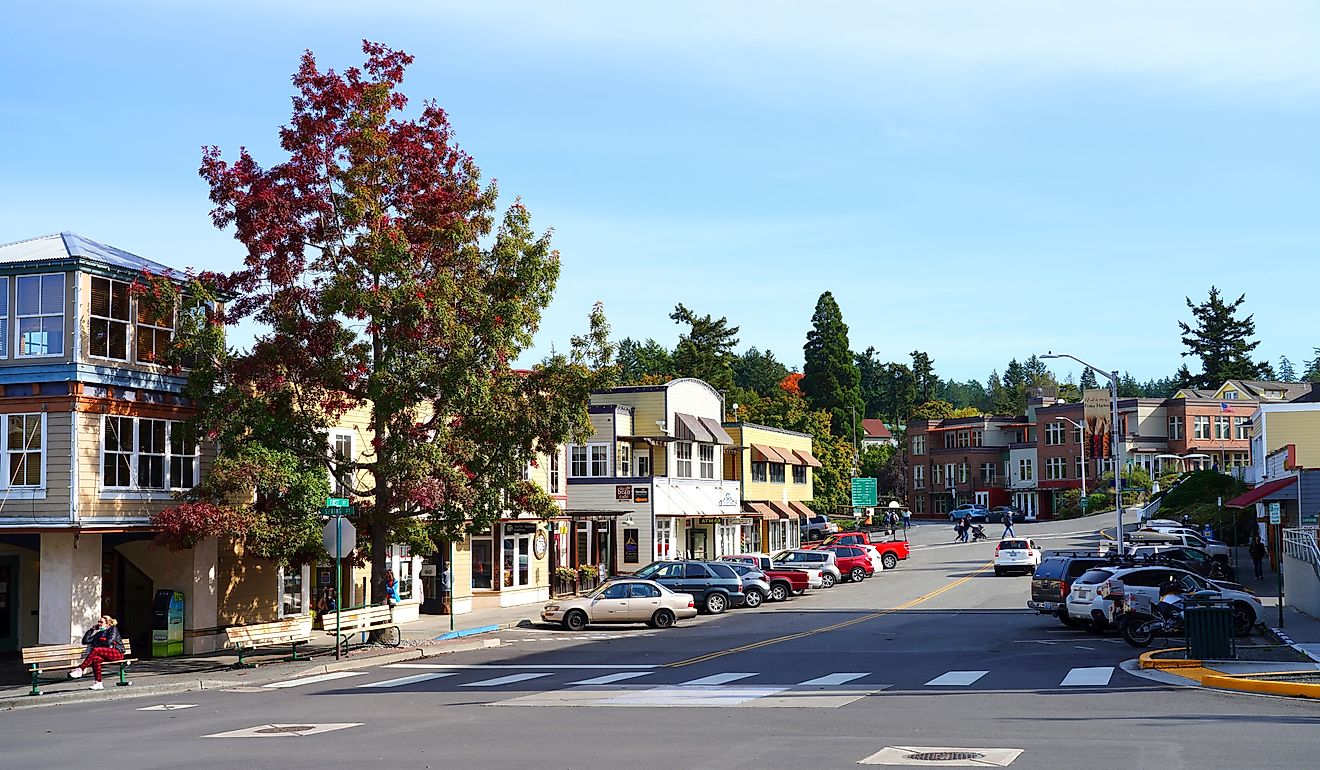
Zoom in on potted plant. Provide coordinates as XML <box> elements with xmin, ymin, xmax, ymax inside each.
<box><xmin>554</xmin><ymin>566</ymin><xmax>578</xmax><ymax>583</ymax></box>
<box><xmin>578</xmin><ymin>565</ymin><xmax>599</xmax><ymax>579</ymax></box>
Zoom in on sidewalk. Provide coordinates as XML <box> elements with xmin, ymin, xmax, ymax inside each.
<box><xmin>1</xmin><ymin>603</ymin><xmax>543</xmax><ymax>710</ymax></box>
<box><xmin>1227</xmin><ymin>543</ymin><xmax>1320</xmax><ymax>660</ymax></box>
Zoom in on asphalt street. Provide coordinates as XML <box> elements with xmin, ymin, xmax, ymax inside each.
<box><xmin>4</xmin><ymin>515</ymin><xmax>1317</xmax><ymax>769</ymax></box>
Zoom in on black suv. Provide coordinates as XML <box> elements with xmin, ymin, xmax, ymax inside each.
<box><xmin>631</xmin><ymin>561</ymin><xmax>746</xmax><ymax>614</ymax></box>
<box><xmin>1030</xmin><ymin>552</ymin><xmax>1108</xmax><ymax>627</ymax></box>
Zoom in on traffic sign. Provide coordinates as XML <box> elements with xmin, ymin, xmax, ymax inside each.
<box><xmin>323</xmin><ymin>517</ymin><xmax>356</xmax><ymax>558</ymax></box>
<box><xmin>325</xmin><ymin>497</ymin><xmax>350</xmax><ymax>507</ymax></box>
<box><xmin>1268</xmin><ymin>502</ymin><xmax>1281</xmax><ymax>525</ymax></box>
<box><xmin>850</xmin><ymin>477</ymin><xmax>878</xmax><ymax>508</ymax></box>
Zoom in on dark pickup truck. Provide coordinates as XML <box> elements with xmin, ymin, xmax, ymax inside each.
<box><xmin>720</xmin><ymin>554</ymin><xmax>812</xmax><ymax>599</ymax></box>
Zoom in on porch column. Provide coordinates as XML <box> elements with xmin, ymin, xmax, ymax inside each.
<box><xmin>38</xmin><ymin>532</ymin><xmax>102</xmax><ymax>644</ymax></box>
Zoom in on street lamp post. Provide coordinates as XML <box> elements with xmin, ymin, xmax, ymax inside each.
<box><xmin>1041</xmin><ymin>352</ymin><xmax>1124</xmax><ymax>554</ymax></box>
<box><xmin>1056</xmin><ymin>416</ymin><xmax>1087</xmax><ymax>511</ymax></box>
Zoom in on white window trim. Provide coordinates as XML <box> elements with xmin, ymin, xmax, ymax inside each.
<box><xmin>135</xmin><ymin>292</ymin><xmax>177</xmax><ymax>365</ymax></box>
<box><xmin>277</xmin><ymin>564</ymin><xmax>311</xmax><ymax>618</ymax></box>
<box><xmin>0</xmin><ymin>412</ymin><xmax>47</xmax><ymax>498</ymax></box>
<box><xmin>329</xmin><ymin>430</ymin><xmax>354</xmax><ymax>498</ymax></box>
<box><xmin>15</xmin><ymin>272</ymin><xmax>65</xmax><ymax>359</ymax></box>
<box><xmin>568</xmin><ymin>442</ymin><xmax>612</xmax><ymax>478</ymax></box>
<box><xmin>89</xmin><ymin>276</ymin><xmax>132</xmax><ymax>363</ymax></box>
<box><xmin>0</xmin><ymin>276</ymin><xmax>9</xmax><ymax>359</ymax></box>
<box><xmin>99</xmin><ymin>415</ymin><xmax>198</xmax><ymax>499</ymax></box>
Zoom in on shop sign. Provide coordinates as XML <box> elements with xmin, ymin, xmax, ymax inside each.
<box><xmin>616</xmin><ymin>485</ymin><xmax>632</xmax><ymax>502</ymax></box>
<box><xmin>623</xmin><ymin>528</ymin><xmax>639</xmax><ymax>563</ymax></box>
<box><xmin>633</xmin><ymin>487</ymin><xmax>649</xmax><ymax>503</ymax></box>
<box><xmin>506</xmin><ymin>522</ymin><xmax>536</xmax><ymax>535</ymax></box>
<box><xmin>1268</xmin><ymin>502</ymin><xmax>1281</xmax><ymax>525</ymax></box>
<box><xmin>533</xmin><ymin>530</ymin><xmax>549</xmax><ymax>559</ymax></box>
<box><xmin>697</xmin><ymin>517</ymin><xmax>723</xmax><ymax>525</ymax></box>
<box><xmin>419</xmin><ymin>564</ymin><xmax>437</xmax><ymax>577</ymax></box>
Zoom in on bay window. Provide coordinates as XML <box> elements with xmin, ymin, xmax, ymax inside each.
<box><xmin>101</xmin><ymin>416</ymin><xmax>197</xmax><ymax>491</ymax></box>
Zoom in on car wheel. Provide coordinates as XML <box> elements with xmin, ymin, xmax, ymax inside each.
<box><xmin>808</xmin><ymin>529</ymin><xmax>822</xmax><ymax>541</ymax></box>
<box><xmin>1232</xmin><ymin>603</ymin><xmax>1256</xmax><ymax>636</ymax></box>
<box><xmin>850</xmin><ymin>567</ymin><xmax>866</xmax><ymax>583</ymax></box>
<box><xmin>1059</xmin><ymin>613</ymin><xmax>1081</xmax><ymax>629</ymax></box>
<box><xmin>743</xmin><ymin>588</ymin><xmax>764</xmax><ymax>608</ymax></box>
<box><xmin>821</xmin><ymin>572</ymin><xmax>836</xmax><ymax>588</ymax></box>
<box><xmin>649</xmin><ymin>609</ymin><xmax>676</xmax><ymax>629</ymax></box>
<box><xmin>562</xmin><ymin>610</ymin><xmax>588</xmax><ymax>632</ymax></box>
<box><xmin>882</xmin><ymin>553</ymin><xmax>898</xmax><ymax>570</ymax></box>
<box><xmin>705</xmin><ymin>593</ymin><xmax>728</xmax><ymax>614</ymax></box>
<box><xmin>769</xmin><ymin>583</ymin><xmax>789</xmax><ymax>602</ymax></box>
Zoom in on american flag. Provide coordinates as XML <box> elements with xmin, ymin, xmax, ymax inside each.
<box><xmin>1220</xmin><ymin>402</ymin><xmax>1233</xmax><ymax>413</ymax></box>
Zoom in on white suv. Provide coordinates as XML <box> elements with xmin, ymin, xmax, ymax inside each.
<box><xmin>1065</xmin><ymin>564</ymin><xmax>1262</xmax><ymax>633</ymax></box>
<box><xmin>993</xmin><ymin>538</ymin><xmax>1041</xmax><ymax>576</ymax></box>
<box><xmin>773</xmin><ymin>549</ymin><xmax>842</xmax><ymax>588</ymax></box>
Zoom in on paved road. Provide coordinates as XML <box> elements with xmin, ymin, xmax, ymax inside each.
<box><xmin>5</xmin><ymin>516</ymin><xmax>1317</xmax><ymax>769</ymax></box>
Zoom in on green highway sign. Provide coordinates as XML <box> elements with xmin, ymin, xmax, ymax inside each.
<box><xmin>850</xmin><ymin>477</ymin><xmax>878</xmax><ymax>508</ymax></box>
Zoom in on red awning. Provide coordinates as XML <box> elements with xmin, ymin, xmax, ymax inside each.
<box><xmin>1225</xmin><ymin>476</ymin><xmax>1297</xmax><ymax>508</ymax></box>
<box><xmin>792</xmin><ymin>449</ymin><xmax>823</xmax><ymax>468</ymax></box>
<box><xmin>767</xmin><ymin>501</ymin><xmax>800</xmax><ymax>521</ymax></box>
<box><xmin>751</xmin><ymin>444</ymin><xmax>791</xmax><ymax>464</ymax></box>
<box><xmin>743</xmin><ymin>501</ymin><xmax>778</xmax><ymax>519</ymax></box>
<box><xmin>788</xmin><ymin>501</ymin><xmax>816</xmax><ymax>520</ymax></box>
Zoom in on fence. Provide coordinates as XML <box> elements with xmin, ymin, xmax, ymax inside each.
<box><xmin>1283</xmin><ymin>527</ymin><xmax>1320</xmax><ymax>566</ymax></box>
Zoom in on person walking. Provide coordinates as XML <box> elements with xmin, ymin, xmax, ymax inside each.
<box><xmin>68</xmin><ymin>616</ymin><xmax>125</xmax><ymax>690</ymax></box>
<box><xmin>1249</xmin><ymin>538</ymin><xmax>1267</xmax><ymax>580</ymax></box>
<box><xmin>902</xmin><ymin>508</ymin><xmax>912</xmax><ymax>532</ymax></box>
<box><xmin>1002</xmin><ymin>510</ymin><xmax>1016</xmax><ymax>539</ymax></box>
<box><xmin>953</xmin><ymin>517</ymin><xmax>964</xmax><ymax>543</ymax></box>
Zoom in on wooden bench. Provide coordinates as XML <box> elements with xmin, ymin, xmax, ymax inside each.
<box><xmin>224</xmin><ymin>616</ymin><xmax>314</xmax><ymax>668</ymax></box>
<box><xmin>326</xmin><ymin>605</ymin><xmax>400</xmax><ymax>652</ymax></box>
<box><xmin>21</xmin><ymin>640</ymin><xmax>135</xmax><ymax>696</ymax></box>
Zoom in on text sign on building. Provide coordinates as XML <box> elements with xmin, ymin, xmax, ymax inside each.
<box><xmin>633</xmin><ymin>487</ymin><xmax>649</xmax><ymax>503</ymax></box>
<box><xmin>850</xmin><ymin>477</ymin><xmax>878</xmax><ymax>508</ymax></box>
<box><xmin>616</xmin><ymin>485</ymin><xmax>632</xmax><ymax>502</ymax></box>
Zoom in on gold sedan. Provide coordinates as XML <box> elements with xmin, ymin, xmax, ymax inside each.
<box><xmin>542</xmin><ymin>579</ymin><xmax>697</xmax><ymax>631</ymax></box>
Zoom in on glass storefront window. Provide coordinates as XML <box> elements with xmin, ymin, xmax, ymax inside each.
<box><xmin>471</xmin><ymin>538</ymin><xmax>494</xmax><ymax>589</ymax></box>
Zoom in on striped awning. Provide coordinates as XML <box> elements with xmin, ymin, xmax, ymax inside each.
<box><xmin>792</xmin><ymin>449</ymin><xmax>822</xmax><ymax>468</ymax></box>
<box><xmin>751</xmin><ymin>444</ymin><xmax>792</xmax><ymax>464</ymax></box>
<box><xmin>768</xmin><ymin>501</ymin><xmax>800</xmax><ymax>521</ymax></box>
<box><xmin>743</xmin><ymin>501</ymin><xmax>777</xmax><ymax>519</ymax></box>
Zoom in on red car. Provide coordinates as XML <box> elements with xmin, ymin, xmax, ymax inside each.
<box><xmin>821</xmin><ymin>545</ymin><xmax>875</xmax><ymax>582</ymax></box>
<box><xmin>824</xmin><ymin>532</ymin><xmax>911</xmax><ymax>570</ymax></box>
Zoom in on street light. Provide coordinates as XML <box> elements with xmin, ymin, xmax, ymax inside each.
<box><xmin>1055</xmin><ymin>415</ymin><xmax>1087</xmax><ymax>511</ymax></box>
<box><xmin>1041</xmin><ymin>352</ymin><xmax>1124</xmax><ymax>554</ymax></box>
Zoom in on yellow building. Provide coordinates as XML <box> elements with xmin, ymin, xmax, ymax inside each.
<box><xmin>723</xmin><ymin>423</ymin><xmax>816</xmax><ymax>553</ymax></box>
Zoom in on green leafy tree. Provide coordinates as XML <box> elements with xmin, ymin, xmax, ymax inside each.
<box><xmin>910</xmin><ymin>350</ymin><xmax>938</xmax><ymax>403</ymax></box>
<box><xmin>911</xmin><ymin>399</ymin><xmax>956</xmax><ymax>420</ymax></box>
<box><xmin>617</xmin><ymin>337</ymin><xmax>674</xmax><ymax>384</ymax></box>
<box><xmin>156</xmin><ymin>43</ymin><xmax>616</xmax><ymax>599</ymax></box>
<box><xmin>737</xmin><ymin>379</ymin><xmax>852</xmax><ymax>513</ymax></box>
<box><xmin>1178</xmin><ymin>287</ymin><xmax>1272</xmax><ymax>389</ymax></box>
<box><xmin>670</xmin><ymin>304</ymin><xmax>739</xmax><ymax>391</ymax></box>
<box><xmin>1304</xmin><ymin>348</ymin><xmax>1320</xmax><ymax>382</ymax></box>
<box><xmin>732</xmin><ymin>347</ymin><xmax>790</xmax><ymax>396</ymax></box>
<box><xmin>858</xmin><ymin>443</ymin><xmax>904</xmax><ymax>498</ymax></box>
<box><xmin>801</xmin><ymin>292</ymin><xmax>863</xmax><ymax>437</ymax></box>
<box><xmin>856</xmin><ymin>347</ymin><xmax>885</xmax><ymax>419</ymax></box>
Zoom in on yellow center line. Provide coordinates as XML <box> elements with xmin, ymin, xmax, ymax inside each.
<box><xmin>665</xmin><ymin>561</ymin><xmax>994</xmax><ymax>668</ymax></box>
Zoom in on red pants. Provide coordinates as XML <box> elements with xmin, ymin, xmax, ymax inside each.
<box><xmin>79</xmin><ymin>647</ymin><xmax>125</xmax><ymax>681</ymax></box>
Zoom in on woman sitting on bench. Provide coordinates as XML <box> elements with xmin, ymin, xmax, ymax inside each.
<box><xmin>69</xmin><ymin>616</ymin><xmax>126</xmax><ymax>690</ymax></box>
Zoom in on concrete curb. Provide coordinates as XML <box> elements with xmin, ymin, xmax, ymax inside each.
<box><xmin>1138</xmin><ymin>647</ymin><xmax>1202</xmax><ymax>670</ymax></box>
<box><xmin>1</xmin><ymin>678</ymin><xmax>232</xmax><ymax>712</ymax></box>
<box><xmin>1261</xmin><ymin>626</ymin><xmax>1320</xmax><ymax>664</ymax></box>
<box><xmin>1201</xmin><ymin>672</ymin><xmax>1320</xmax><ymax>699</ymax></box>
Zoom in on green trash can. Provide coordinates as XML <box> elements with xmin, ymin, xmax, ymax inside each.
<box><xmin>1184</xmin><ymin>604</ymin><xmax>1235</xmax><ymax>660</ymax></box>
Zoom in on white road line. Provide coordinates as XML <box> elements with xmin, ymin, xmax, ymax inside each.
<box><xmin>263</xmin><ymin>672</ymin><xmax>366</xmax><ymax>689</ymax></box>
<box><xmin>460</xmin><ymin>672</ymin><xmax>555</xmax><ymax>687</ymax></box>
<box><xmin>924</xmin><ymin>670</ymin><xmax>989</xmax><ymax>686</ymax></box>
<box><xmin>356</xmin><ymin>673</ymin><xmax>456</xmax><ymax>688</ymax></box>
<box><xmin>798</xmin><ymin>673</ymin><xmax>868</xmax><ymax>686</ymax></box>
<box><xmin>680</xmin><ymin>672</ymin><xmax>758</xmax><ymax>686</ymax></box>
<box><xmin>570</xmin><ymin>672</ymin><xmax>654</xmax><ymax>686</ymax></box>
<box><xmin>1060</xmin><ymin>666</ymin><xmax>1114</xmax><ymax>687</ymax></box>
<box><xmin>386</xmin><ymin>663</ymin><xmax>657</xmax><ymax>670</ymax></box>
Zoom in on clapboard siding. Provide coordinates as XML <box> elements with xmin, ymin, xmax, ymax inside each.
<box><xmin>0</xmin><ymin>408</ymin><xmax>73</xmax><ymax>519</ymax></box>
<box><xmin>76</xmin><ymin>406</ymin><xmax>216</xmax><ymax>519</ymax></box>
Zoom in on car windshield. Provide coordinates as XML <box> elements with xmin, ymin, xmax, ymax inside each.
<box><xmin>1001</xmin><ymin>540</ymin><xmax>1029</xmax><ymax>549</ymax></box>
<box><xmin>1077</xmin><ymin>569</ymin><xmax>1116</xmax><ymax>584</ymax></box>
<box><xmin>632</xmin><ymin>563</ymin><xmax>664</xmax><ymax>579</ymax></box>
<box><xmin>774</xmin><ymin>551</ymin><xmax>821</xmax><ymax>563</ymax></box>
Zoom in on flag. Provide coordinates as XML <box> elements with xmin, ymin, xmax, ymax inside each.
<box><xmin>1220</xmin><ymin>402</ymin><xmax>1233</xmax><ymax>413</ymax></box>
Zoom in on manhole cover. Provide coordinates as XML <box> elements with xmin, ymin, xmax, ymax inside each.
<box><xmin>907</xmin><ymin>753</ymin><xmax>985</xmax><ymax>762</ymax></box>
<box><xmin>255</xmin><ymin>726</ymin><xmax>316</xmax><ymax>735</ymax></box>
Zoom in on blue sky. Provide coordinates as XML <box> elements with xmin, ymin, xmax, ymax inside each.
<box><xmin>3</xmin><ymin>1</ymin><xmax>1319</xmax><ymax>384</ymax></box>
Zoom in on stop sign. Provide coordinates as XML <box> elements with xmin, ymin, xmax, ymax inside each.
<box><xmin>323</xmin><ymin>517</ymin><xmax>357</xmax><ymax>558</ymax></box>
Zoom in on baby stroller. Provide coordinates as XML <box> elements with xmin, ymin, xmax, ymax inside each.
<box><xmin>970</xmin><ymin>524</ymin><xmax>988</xmax><ymax>542</ymax></box>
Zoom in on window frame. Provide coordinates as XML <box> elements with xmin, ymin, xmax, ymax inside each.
<box><xmin>277</xmin><ymin>564</ymin><xmax>311</xmax><ymax>618</ymax></box>
<box><xmin>1168</xmin><ymin>416</ymin><xmax>1184</xmax><ymax>440</ymax></box>
<box><xmin>15</xmin><ymin>272</ymin><xmax>66</xmax><ymax>359</ymax></box>
<box><xmin>135</xmin><ymin>290</ymin><xmax>177</xmax><ymax>365</ymax></box>
<box><xmin>89</xmin><ymin>276</ymin><xmax>132</xmax><ymax>362</ymax></box>
<box><xmin>549</xmin><ymin>450</ymin><xmax>561</xmax><ymax>494</ymax></box>
<box><xmin>699</xmin><ymin>444</ymin><xmax>716</xmax><ymax>479</ymax></box>
<box><xmin>675</xmin><ymin>441</ymin><xmax>693</xmax><ymax>478</ymax></box>
<box><xmin>1045</xmin><ymin>422</ymin><xmax>1066</xmax><ymax>445</ymax></box>
<box><xmin>792</xmin><ymin>464</ymin><xmax>808</xmax><ymax>485</ymax></box>
<box><xmin>912</xmin><ymin>464</ymin><xmax>925</xmax><ymax>489</ymax></box>
<box><xmin>1193</xmin><ymin>416</ymin><xmax>1211</xmax><ymax>440</ymax></box>
<box><xmin>2</xmin><ymin>412</ymin><xmax>46</xmax><ymax>493</ymax></box>
<box><xmin>589</xmin><ymin>444</ymin><xmax>610</xmax><ymax>477</ymax></box>
<box><xmin>100</xmin><ymin>415</ymin><xmax>198</xmax><ymax>496</ymax></box>
<box><xmin>769</xmin><ymin>462</ymin><xmax>786</xmax><ymax>484</ymax></box>
<box><xmin>330</xmin><ymin>431</ymin><xmax>354</xmax><ymax>498</ymax></box>
<box><xmin>751</xmin><ymin>460</ymin><xmax>768</xmax><ymax>482</ymax></box>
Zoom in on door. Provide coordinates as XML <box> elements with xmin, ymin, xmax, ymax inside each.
<box><xmin>974</xmin><ymin>491</ymin><xmax>990</xmax><ymax>508</ymax></box>
<box><xmin>681</xmin><ymin>562</ymin><xmax>712</xmax><ymax>597</ymax></box>
<box><xmin>0</xmin><ymin>556</ymin><xmax>17</xmax><ymax>652</ymax></box>
<box><xmin>628</xmin><ymin>582</ymin><xmax>662</xmax><ymax>621</ymax></box>
<box><xmin>687</xmin><ymin>528</ymin><xmax>708</xmax><ymax>560</ymax></box>
<box><xmin>593</xmin><ymin>581</ymin><xmax>632</xmax><ymax>620</ymax></box>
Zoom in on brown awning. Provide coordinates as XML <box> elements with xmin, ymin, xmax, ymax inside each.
<box><xmin>1226</xmin><ymin>476</ymin><xmax>1297</xmax><ymax>508</ymax></box>
<box><xmin>743</xmin><ymin>501</ymin><xmax>777</xmax><ymax>519</ymax></box>
<box><xmin>674</xmin><ymin>412</ymin><xmax>716</xmax><ymax>443</ymax></box>
<box><xmin>768</xmin><ymin>501</ymin><xmax>800</xmax><ymax>521</ymax></box>
<box><xmin>751</xmin><ymin>444</ymin><xmax>791</xmax><ymax>464</ymax></box>
<box><xmin>792</xmin><ymin>450</ymin><xmax>823</xmax><ymax>468</ymax></box>
<box><xmin>788</xmin><ymin>501</ymin><xmax>817</xmax><ymax>520</ymax></box>
<box><xmin>699</xmin><ymin>417</ymin><xmax>734</xmax><ymax>445</ymax></box>
<box><xmin>619</xmin><ymin>435</ymin><xmax>675</xmax><ymax>445</ymax></box>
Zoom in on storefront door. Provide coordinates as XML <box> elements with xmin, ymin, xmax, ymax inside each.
<box><xmin>0</xmin><ymin>556</ymin><xmax>17</xmax><ymax>652</ymax></box>
<box><xmin>471</xmin><ymin>538</ymin><xmax>494</xmax><ymax>590</ymax></box>
<box><xmin>687</xmin><ymin>528</ymin><xmax>708</xmax><ymax>560</ymax></box>
<box><xmin>503</xmin><ymin>531</ymin><xmax>531</xmax><ymax>588</ymax></box>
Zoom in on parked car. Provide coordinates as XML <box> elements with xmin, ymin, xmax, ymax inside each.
<box><xmin>541</xmin><ymin>579</ymin><xmax>697</xmax><ymax>630</ymax></box>
<box><xmin>948</xmin><ymin>503</ymin><xmax>989</xmax><ymax>522</ymax></box>
<box><xmin>1127</xmin><ymin>545</ymin><xmax>1235</xmax><ymax>580</ymax></box>
<box><xmin>1029</xmin><ymin>552</ymin><xmax>1110</xmax><ymax>627</ymax></box>
<box><xmin>989</xmin><ymin>505</ymin><xmax>1035</xmax><ymax>523</ymax></box>
<box><xmin>800</xmin><ymin>514</ymin><xmax>840</xmax><ymax>542</ymax></box>
<box><xmin>773</xmin><ymin>549</ymin><xmax>842</xmax><ymax>588</ymax></box>
<box><xmin>630</xmin><ymin>561</ymin><xmax>747</xmax><ymax>614</ymax></box>
<box><xmin>1130</xmin><ymin>528</ymin><xmax>1229</xmax><ymax>558</ymax></box>
<box><xmin>821</xmin><ymin>544</ymin><xmax>876</xmax><ymax>582</ymax></box>
<box><xmin>718</xmin><ymin>562</ymin><xmax>771</xmax><ymax>607</ymax></box>
<box><xmin>821</xmin><ymin>532</ymin><xmax>911</xmax><ymax>570</ymax></box>
<box><xmin>1065</xmin><ymin>564</ymin><xmax>1262</xmax><ymax>634</ymax></box>
<box><xmin>994</xmin><ymin>538</ymin><xmax>1042</xmax><ymax>575</ymax></box>
<box><xmin>719</xmin><ymin>554</ymin><xmax>811</xmax><ymax>599</ymax></box>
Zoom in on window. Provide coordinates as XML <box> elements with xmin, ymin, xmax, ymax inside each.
<box><xmin>792</xmin><ymin>464</ymin><xmax>807</xmax><ymax>485</ymax></box>
<box><xmin>931</xmin><ymin>463</ymin><xmax>942</xmax><ymax>486</ymax></box>
<box><xmin>570</xmin><ymin>445</ymin><xmax>588</xmax><ymax>477</ymax></box>
<box><xmin>1265</xmin><ymin>390</ymin><xmax>1286</xmax><ymax>399</ymax></box>
<box><xmin>16</xmin><ymin>273</ymin><xmax>65</xmax><ymax>356</ymax></box>
<box><xmin>618</xmin><ymin>444</ymin><xmax>631</xmax><ymax>477</ymax></box>
<box><xmin>1018</xmin><ymin>459</ymin><xmax>1033</xmax><ymax>481</ymax></box>
<box><xmin>934</xmin><ymin>497</ymin><xmax>948</xmax><ymax>515</ymax></box>
<box><xmin>331</xmin><ymin>433</ymin><xmax>353</xmax><ymax>497</ymax></box>
<box><xmin>751</xmin><ymin>461</ymin><xmax>768</xmax><ymax>482</ymax></box>
<box><xmin>1045</xmin><ymin>422</ymin><xmax>1065</xmax><ymax>445</ymax></box>
<box><xmin>957</xmin><ymin>462</ymin><xmax>968</xmax><ymax>484</ymax></box>
<box><xmin>1072</xmin><ymin>425</ymin><xmax>1083</xmax><ymax>444</ymax></box>
<box><xmin>956</xmin><ymin>430</ymin><xmax>970</xmax><ymax>448</ymax></box>
<box><xmin>279</xmin><ymin>565</ymin><xmax>308</xmax><ymax>617</ymax></box>
<box><xmin>1045</xmin><ymin>457</ymin><xmax>1067</xmax><ymax>480</ymax></box>
<box><xmin>1075</xmin><ymin>455</ymin><xmax>1085</xmax><ymax>480</ymax></box>
<box><xmin>136</xmin><ymin>291</ymin><xmax>176</xmax><ymax>364</ymax></box>
<box><xmin>944</xmin><ymin>463</ymin><xmax>955</xmax><ymax>487</ymax></box>
<box><xmin>971</xmin><ymin>429</ymin><xmax>983</xmax><ymax>447</ymax></box>
<box><xmin>396</xmin><ymin>556</ymin><xmax>414</xmax><ymax>599</ymax></box>
<box><xmin>914</xmin><ymin>497</ymin><xmax>925</xmax><ymax>514</ymax></box>
<box><xmin>770</xmin><ymin>463</ymin><xmax>785</xmax><ymax>483</ymax></box>
<box><xmin>980</xmin><ymin>463</ymin><xmax>996</xmax><ymax>484</ymax></box>
<box><xmin>675</xmin><ymin>442</ymin><xmax>693</xmax><ymax>478</ymax></box>
<box><xmin>549</xmin><ymin>451</ymin><xmax>561</xmax><ymax>494</ymax></box>
<box><xmin>1214</xmin><ymin>417</ymin><xmax>1230</xmax><ymax>440</ymax></box>
<box><xmin>944</xmin><ymin>432</ymin><xmax>956</xmax><ymax>449</ymax></box>
<box><xmin>5</xmin><ymin>413</ymin><xmax>43</xmax><ymax>487</ymax></box>
<box><xmin>1168</xmin><ymin>416</ymin><xmax>1184</xmax><ymax>440</ymax></box>
<box><xmin>0</xmin><ymin>277</ymin><xmax>8</xmax><ymax>357</ymax></box>
<box><xmin>101</xmin><ymin>416</ymin><xmax>196</xmax><ymax>491</ymax></box>
<box><xmin>1223</xmin><ymin>391</ymin><xmax>1238</xmax><ymax>399</ymax></box>
<box><xmin>699</xmin><ymin>444</ymin><xmax>715</xmax><ymax>479</ymax></box>
<box><xmin>90</xmin><ymin>277</ymin><xmax>130</xmax><ymax>360</ymax></box>
<box><xmin>590</xmin><ymin>445</ymin><xmax>609</xmax><ymax>477</ymax></box>
<box><xmin>1234</xmin><ymin>417</ymin><xmax>1250</xmax><ymax>440</ymax></box>
<box><xmin>636</xmin><ymin>452</ymin><xmax>651</xmax><ymax>477</ymax></box>
<box><xmin>913</xmin><ymin>464</ymin><xmax>925</xmax><ymax>489</ymax></box>
<box><xmin>911</xmin><ymin>435</ymin><xmax>926</xmax><ymax>455</ymax></box>
<box><xmin>1193</xmin><ymin>416</ymin><xmax>1211</xmax><ymax>440</ymax></box>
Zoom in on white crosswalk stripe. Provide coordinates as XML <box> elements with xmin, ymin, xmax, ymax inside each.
<box><xmin>680</xmin><ymin>672</ymin><xmax>758</xmax><ymax>686</ymax></box>
<box><xmin>799</xmin><ymin>673</ymin><xmax>868</xmax><ymax>686</ymax></box>
<box><xmin>264</xmin><ymin>671</ymin><xmax>365</xmax><ymax>689</ymax></box>
<box><xmin>924</xmin><ymin>670</ymin><xmax>989</xmax><ymax>686</ymax></box>
<box><xmin>571</xmin><ymin>671</ymin><xmax>654</xmax><ymax>686</ymax></box>
<box><xmin>357</xmin><ymin>673</ymin><xmax>456</xmax><ymax>688</ymax></box>
<box><xmin>460</xmin><ymin>672</ymin><xmax>555</xmax><ymax>687</ymax></box>
<box><xmin>1060</xmin><ymin>667</ymin><xmax>1114</xmax><ymax>687</ymax></box>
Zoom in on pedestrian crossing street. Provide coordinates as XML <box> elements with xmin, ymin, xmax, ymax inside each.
<box><xmin>260</xmin><ymin>662</ymin><xmax>1129</xmax><ymax>709</ymax></box>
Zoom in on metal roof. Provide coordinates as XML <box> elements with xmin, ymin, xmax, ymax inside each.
<box><xmin>0</xmin><ymin>232</ymin><xmax>191</xmax><ymax>281</ymax></box>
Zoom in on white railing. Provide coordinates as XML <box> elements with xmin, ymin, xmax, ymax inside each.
<box><xmin>1283</xmin><ymin>527</ymin><xmax>1320</xmax><ymax>565</ymax></box>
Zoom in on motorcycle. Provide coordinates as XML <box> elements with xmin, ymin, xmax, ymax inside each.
<box><xmin>1121</xmin><ymin>597</ymin><xmax>1185</xmax><ymax>648</ymax></box>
